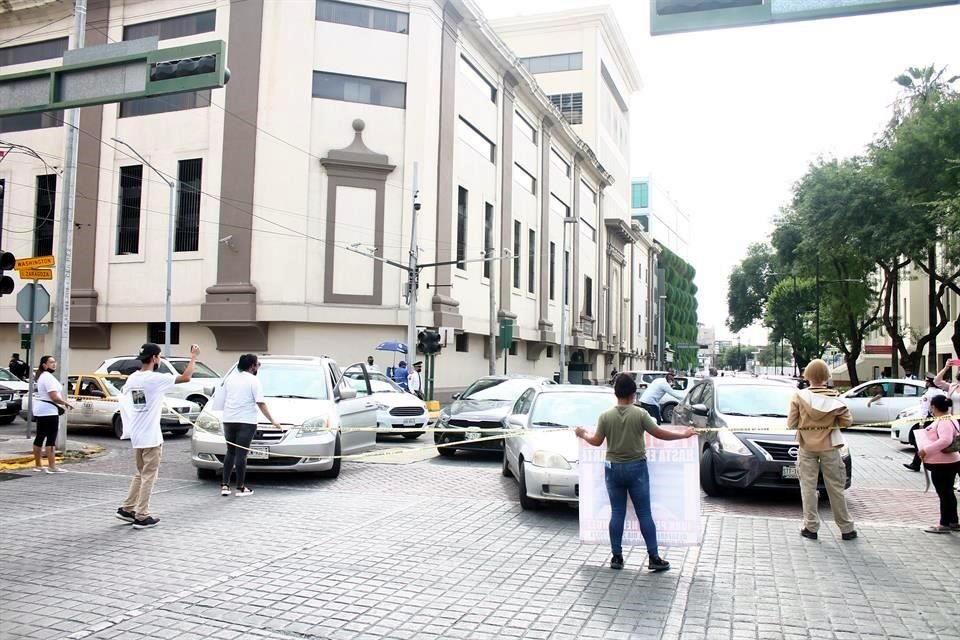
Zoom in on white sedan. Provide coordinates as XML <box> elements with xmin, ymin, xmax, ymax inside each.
<box><xmin>502</xmin><ymin>385</ymin><xmax>616</xmax><ymax>510</ymax></box>
<box><xmin>839</xmin><ymin>379</ymin><xmax>926</xmax><ymax>426</ymax></box>
<box><xmin>341</xmin><ymin>370</ymin><xmax>429</xmax><ymax>439</ymax></box>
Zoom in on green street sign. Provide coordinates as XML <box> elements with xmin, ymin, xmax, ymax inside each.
<box><xmin>499</xmin><ymin>318</ymin><xmax>514</xmax><ymax>350</ymax></box>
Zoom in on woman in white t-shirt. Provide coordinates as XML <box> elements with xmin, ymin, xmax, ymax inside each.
<box><xmin>32</xmin><ymin>355</ymin><xmax>74</xmax><ymax>473</ymax></box>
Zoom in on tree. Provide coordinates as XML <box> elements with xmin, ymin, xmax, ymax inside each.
<box><xmin>727</xmin><ymin>243</ymin><xmax>775</xmax><ymax>333</ymax></box>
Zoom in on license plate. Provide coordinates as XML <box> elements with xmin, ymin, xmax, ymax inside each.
<box><xmin>248</xmin><ymin>446</ymin><xmax>269</xmax><ymax>460</ymax></box>
<box><xmin>781</xmin><ymin>465</ymin><xmax>799</xmax><ymax>480</ymax></box>
<box><xmin>403</xmin><ymin>417</ymin><xmax>416</xmax><ymax>426</ymax></box>
<box><xmin>465</xmin><ymin>431</ymin><xmax>481</xmax><ymax>440</ymax></box>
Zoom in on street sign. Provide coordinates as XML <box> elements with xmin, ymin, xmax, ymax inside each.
<box><xmin>19</xmin><ymin>322</ymin><xmax>50</xmax><ymax>335</ymax></box>
<box><xmin>15</xmin><ymin>256</ymin><xmax>54</xmax><ymax>269</ymax></box>
<box><xmin>16</xmin><ymin>283</ymin><xmax>50</xmax><ymax>322</ymax></box>
<box><xmin>18</xmin><ymin>268</ymin><xmax>53</xmax><ymax>280</ymax></box>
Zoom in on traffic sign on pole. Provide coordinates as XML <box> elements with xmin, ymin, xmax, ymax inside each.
<box><xmin>15</xmin><ymin>256</ymin><xmax>55</xmax><ymax>269</ymax></box>
<box><xmin>18</xmin><ymin>268</ymin><xmax>53</xmax><ymax>280</ymax></box>
<box><xmin>16</xmin><ymin>283</ymin><xmax>50</xmax><ymax>322</ymax></box>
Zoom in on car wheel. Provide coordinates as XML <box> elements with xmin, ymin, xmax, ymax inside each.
<box><xmin>501</xmin><ymin>451</ymin><xmax>512</xmax><ymax>478</ymax></box>
<box><xmin>437</xmin><ymin>442</ymin><xmax>456</xmax><ymax>457</ymax></box>
<box><xmin>196</xmin><ymin>467</ymin><xmax>217</xmax><ymax>481</ymax></box>
<box><xmin>318</xmin><ymin>434</ymin><xmax>342</xmax><ymax>479</ymax></box>
<box><xmin>518</xmin><ymin>461</ymin><xmax>540</xmax><ymax>510</ymax></box>
<box><xmin>112</xmin><ymin>414</ymin><xmax>123</xmax><ymax>439</ymax></box>
<box><xmin>403</xmin><ymin>432</ymin><xmax>423</xmax><ymax>440</ymax></box>
<box><xmin>699</xmin><ymin>450</ymin><xmax>724</xmax><ymax>497</ymax></box>
<box><xmin>187</xmin><ymin>395</ymin><xmax>208</xmax><ymax>410</ymax></box>
<box><xmin>662</xmin><ymin>403</ymin><xmax>675</xmax><ymax>424</ymax></box>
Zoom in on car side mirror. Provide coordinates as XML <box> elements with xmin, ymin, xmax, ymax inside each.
<box><xmin>692</xmin><ymin>403</ymin><xmax>709</xmax><ymax>417</ymax></box>
<box><xmin>451</xmin><ymin>392</ymin><xmax>461</xmax><ymax>400</ymax></box>
<box><xmin>507</xmin><ymin>415</ymin><xmax>526</xmax><ymax>429</ymax></box>
<box><xmin>337</xmin><ymin>387</ymin><xmax>357</xmax><ymax>402</ymax></box>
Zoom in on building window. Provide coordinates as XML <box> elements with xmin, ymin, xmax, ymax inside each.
<box><xmin>148</xmin><ymin>322</ymin><xmax>180</xmax><ymax>345</ymax></box>
<box><xmin>124</xmin><ymin>10</ymin><xmax>216</xmax><ymax>41</ymax></box>
<box><xmin>483</xmin><ymin>202</ymin><xmax>493</xmax><ymax>279</ymax></box>
<box><xmin>33</xmin><ymin>175</ymin><xmax>56</xmax><ymax>257</ymax></box>
<box><xmin>563</xmin><ymin>250</ymin><xmax>570</xmax><ymax>305</ymax></box>
<box><xmin>580</xmin><ymin>180</ymin><xmax>597</xmax><ymax>241</ymax></box>
<box><xmin>456</xmin><ymin>187</ymin><xmax>468</xmax><ymax>270</ymax></box>
<box><xmin>549</xmin><ymin>93</ymin><xmax>583</xmax><ymax>125</ymax></box>
<box><xmin>458</xmin><ymin>117</ymin><xmax>495</xmax><ymax>163</ymax></box>
<box><xmin>509</xmin><ymin>341</ymin><xmax>519</xmax><ymax>356</ymax></box>
<box><xmin>0</xmin><ymin>37</ymin><xmax>67</xmax><ymax>66</ymax></box>
<box><xmin>316</xmin><ymin>0</ymin><xmax>409</xmax><ymax>33</ymax></box>
<box><xmin>632</xmin><ymin>182</ymin><xmax>650</xmax><ymax>209</ymax></box>
<box><xmin>514</xmin><ymin>163</ymin><xmax>536</xmax><ymax>194</ymax></box>
<box><xmin>584</xmin><ymin>276</ymin><xmax>593</xmax><ymax>317</ymax></box>
<box><xmin>528</xmin><ymin>229</ymin><xmax>536</xmax><ymax>294</ymax></box>
<box><xmin>455</xmin><ymin>333</ymin><xmax>469</xmax><ymax>352</ymax></box>
<box><xmin>549</xmin><ymin>242</ymin><xmax>556</xmax><ymax>301</ymax></box>
<box><xmin>0</xmin><ymin>110</ymin><xmax>64</xmax><ymax>134</ymax></box>
<box><xmin>116</xmin><ymin>165</ymin><xmax>143</xmax><ymax>255</ymax></box>
<box><xmin>513</xmin><ymin>221</ymin><xmax>521</xmax><ymax>289</ymax></box>
<box><xmin>520</xmin><ymin>52</ymin><xmax>583</xmax><ymax>74</ymax></box>
<box><xmin>175</xmin><ymin>159</ymin><xmax>202</xmax><ymax>252</ymax></box>
<box><xmin>546</xmin><ymin>345</ymin><xmax>554</xmax><ymax>358</ymax></box>
<box><xmin>460</xmin><ymin>55</ymin><xmax>496</xmax><ymax>103</ymax></box>
<box><xmin>312</xmin><ymin>71</ymin><xmax>406</xmax><ymax>108</ymax></box>
<box><xmin>119</xmin><ymin>90</ymin><xmax>210</xmax><ymax>118</ymax></box>
<box><xmin>551</xmin><ymin>148</ymin><xmax>571</xmax><ymax>178</ymax></box>
<box><xmin>515</xmin><ymin>113</ymin><xmax>537</xmax><ymax>144</ymax></box>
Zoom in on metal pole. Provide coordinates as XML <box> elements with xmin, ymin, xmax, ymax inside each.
<box><xmin>559</xmin><ymin>223</ymin><xmax>567</xmax><ymax>384</ymax></box>
<box><xmin>928</xmin><ymin>245</ymin><xmax>938</xmax><ymax>373</ymax></box>
<box><xmin>892</xmin><ymin>264</ymin><xmax>900</xmax><ymax>377</ymax></box>
<box><xmin>815</xmin><ymin>256</ymin><xmax>820</xmax><ymax>354</ymax></box>
<box><xmin>25</xmin><ymin>283</ymin><xmax>37</xmax><ymax>438</ymax></box>
<box><xmin>406</xmin><ymin>163</ymin><xmax>419</xmax><ymax>364</ymax></box>
<box><xmin>488</xmin><ymin>200</ymin><xmax>496</xmax><ymax>376</ymax></box>
<box><xmin>164</xmin><ymin>180</ymin><xmax>175</xmax><ymax>356</ymax></box>
<box><xmin>52</xmin><ymin>0</ymin><xmax>88</xmax><ymax>452</ymax></box>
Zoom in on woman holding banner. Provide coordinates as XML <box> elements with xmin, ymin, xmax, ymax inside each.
<box><xmin>575</xmin><ymin>373</ymin><xmax>695</xmax><ymax>572</ymax></box>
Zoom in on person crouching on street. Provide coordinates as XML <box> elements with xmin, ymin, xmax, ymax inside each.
<box><xmin>32</xmin><ymin>355</ymin><xmax>74</xmax><ymax>473</ymax></box>
<box><xmin>787</xmin><ymin>359</ymin><xmax>856</xmax><ymax>541</ymax></box>
<box><xmin>917</xmin><ymin>394</ymin><xmax>960</xmax><ymax>534</ymax></box>
<box><xmin>575</xmin><ymin>373</ymin><xmax>696</xmax><ymax>572</ymax></box>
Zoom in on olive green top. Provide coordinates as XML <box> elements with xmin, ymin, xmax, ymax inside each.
<box><xmin>596</xmin><ymin>405</ymin><xmax>657</xmax><ymax>462</ymax></box>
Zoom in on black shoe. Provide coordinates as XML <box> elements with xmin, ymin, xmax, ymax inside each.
<box><xmin>132</xmin><ymin>515</ymin><xmax>160</xmax><ymax>530</ymax></box>
<box><xmin>903</xmin><ymin>463</ymin><xmax>921</xmax><ymax>472</ymax></box>
<box><xmin>800</xmin><ymin>528</ymin><xmax>818</xmax><ymax>540</ymax></box>
<box><xmin>841</xmin><ymin>530</ymin><xmax>858</xmax><ymax>541</ymax></box>
<box><xmin>648</xmin><ymin>556</ymin><xmax>671</xmax><ymax>572</ymax></box>
<box><xmin>115</xmin><ymin>508</ymin><xmax>136</xmax><ymax>523</ymax></box>
<box><xmin>610</xmin><ymin>555</ymin><xmax>624</xmax><ymax>570</ymax></box>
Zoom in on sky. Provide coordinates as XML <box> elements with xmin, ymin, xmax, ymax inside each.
<box><xmin>476</xmin><ymin>0</ymin><xmax>960</xmax><ymax>345</ymax></box>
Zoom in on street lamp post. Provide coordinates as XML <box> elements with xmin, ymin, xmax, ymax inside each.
<box><xmin>558</xmin><ymin>216</ymin><xmax>577</xmax><ymax>383</ymax></box>
<box><xmin>112</xmin><ymin>138</ymin><xmax>176</xmax><ymax>357</ymax></box>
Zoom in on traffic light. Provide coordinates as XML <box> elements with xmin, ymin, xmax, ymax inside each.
<box><xmin>0</xmin><ymin>251</ymin><xmax>15</xmax><ymax>296</ymax></box>
<box><xmin>150</xmin><ymin>54</ymin><xmax>219</xmax><ymax>81</ymax></box>
<box><xmin>417</xmin><ymin>329</ymin><xmax>443</xmax><ymax>354</ymax></box>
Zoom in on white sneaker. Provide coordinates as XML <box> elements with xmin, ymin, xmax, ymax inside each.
<box><xmin>45</xmin><ymin>467</ymin><xmax>67</xmax><ymax>474</ymax></box>
<box><xmin>32</xmin><ymin>467</ymin><xmax>44</xmax><ymax>472</ymax></box>
<box><xmin>235</xmin><ymin>487</ymin><xmax>254</xmax><ymax>497</ymax></box>
<box><xmin>220</xmin><ymin>485</ymin><xmax>230</xmax><ymax>497</ymax></box>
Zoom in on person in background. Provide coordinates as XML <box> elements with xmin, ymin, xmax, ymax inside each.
<box><xmin>904</xmin><ymin>375</ymin><xmax>946</xmax><ymax>472</ymax></box>
<box><xmin>788</xmin><ymin>359</ymin><xmax>856</xmax><ymax>541</ymax></box>
<box><xmin>637</xmin><ymin>372</ymin><xmax>684</xmax><ymax>424</ymax></box>
<box><xmin>215</xmin><ymin>354</ymin><xmax>282</xmax><ymax>497</ymax></box>
<box><xmin>917</xmin><ymin>394</ymin><xmax>960</xmax><ymax>534</ymax></box>
<box><xmin>708</xmin><ymin>367</ymin><xmax>718</xmax><ymax>378</ymax></box>
<box><xmin>608</xmin><ymin>369</ymin><xmax>619</xmax><ymax>385</ymax></box>
<box><xmin>408</xmin><ymin>361</ymin><xmax>424</xmax><ymax>400</ymax></box>
<box><xmin>366</xmin><ymin>356</ymin><xmax>379</xmax><ymax>373</ymax></box>
<box><xmin>32</xmin><ymin>355</ymin><xmax>74</xmax><ymax>473</ymax></box>
<box><xmin>393</xmin><ymin>360</ymin><xmax>409</xmax><ymax>392</ymax></box>
<box><xmin>9</xmin><ymin>352</ymin><xmax>28</xmax><ymax>380</ymax></box>
<box><xmin>575</xmin><ymin>373</ymin><xmax>696</xmax><ymax>572</ymax></box>
<box><xmin>866</xmin><ymin>383</ymin><xmax>887</xmax><ymax>409</ymax></box>
<box><xmin>932</xmin><ymin>359</ymin><xmax>960</xmax><ymax>407</ymax></box>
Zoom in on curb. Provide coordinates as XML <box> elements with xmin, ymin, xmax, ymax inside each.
<box><xmin>0</xmin><ymin>444</ymin><xmax>106</xmax><ymax>471</ymax></box>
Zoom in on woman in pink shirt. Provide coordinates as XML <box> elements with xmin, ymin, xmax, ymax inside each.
<box><xmin>918</xmin><ymin>394</ymin><xmax>960</xmax><ymax>534</ymax></box>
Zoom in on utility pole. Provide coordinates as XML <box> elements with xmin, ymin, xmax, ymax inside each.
<box><xmin>487</xmin><ymin>201</ymin><xmax>496</xmax><ymax>376</ymax></box>
<box><xmin>892</xmin><ymin>265</ymin><xmax>900</xmax><ymax>377</ymax></box>
<box><xmin>406</xmin><ymin>164</ymin><xmax>419</xmax><ymax>363</ymax></box>
<box><xmin>928</xmin><ymin>245</ymin><xmax>938</xmax><ymax>373</ymax></box>
<box><xmin>52</xmin><ymin>0</ymin><xmax>88</xmax><ymax>451</ymax></box>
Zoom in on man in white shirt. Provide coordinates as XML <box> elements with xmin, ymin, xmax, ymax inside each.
<box><xmin>366</xmin><ymin>355</ymin><xmax>380</xmax><ymax>373</ymax></box>
<box><xmin>116</xmin><ymin>343</ymin><xmax>200</xmax><ymax>529</ymax></box>
<box><xmin>408</xmin><ymin>361</ymin><xmax>423</xmax><ymax>400</ymax></box>
<box><xmin>638</xmin><ymin>373</ymin><xmax>685</xmax><ymax>424</ymax></box>
<box><xmin>214</xmin><ymin>354</ymin><xmax>281</xmax><ymax>497</ymax></box>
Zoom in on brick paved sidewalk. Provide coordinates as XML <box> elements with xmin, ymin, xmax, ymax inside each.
<box><xmin>2</xmin><ymin>464</ymin><xmax>959</xmax><ymax>640</ymax></box>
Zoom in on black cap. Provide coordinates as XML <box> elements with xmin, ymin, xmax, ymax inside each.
<box><xmin>138</xmin><ymin>343</ymin><xmax>162</xmax><ymax>363</ymax></box>
<box><xmin>413</xmin><ymin>361</ymin><xmax>423</xmax><ymax>366</ymax></box>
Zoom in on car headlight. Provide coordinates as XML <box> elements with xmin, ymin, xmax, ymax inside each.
<box><xmin>438</xmin><ymin>413</ymin><xmax>450</xmax><ymax>427</ymax></box>
<box><xmin>195</xmin><ymin>413</ymin><xmax>222</xmax><ymax>435</ymax></box>
<box><xmin>532</xmin><ymin>450</ymin><xmax>572</xmax><ymax>470</ymax></box>
<box><xmin>298</xmin><ymin>415</ymin><xmax>333</xmax><ymax>438</ymax></box>
<box><xmin>716</xmin><ymin>428</ymin><xmax>751</xmax><ymax>456</ymax></box>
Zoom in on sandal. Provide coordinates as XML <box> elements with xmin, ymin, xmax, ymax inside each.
<box><xmin>923</xmin><ymin>525</ymin><xmax>952</xmax><ymax>534</ymax></box>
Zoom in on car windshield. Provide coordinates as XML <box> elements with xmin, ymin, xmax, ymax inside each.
<box><xmin>369</xmin><ymin>374</ymin><xmax>403</xmax><ymax>393</ymax></box>
<box><xmin>101</xmin><ymin>377</ymin><xmax>124</xmax><ymax>396</ymax></box>
<box><xmin>0</xmin><ymin>368</ymin><xmax>19</xmax><ymax>382</ymax></box>
<box><xmin>243</xmin><ymin>363</ymin><xmax>329</xmax><ymax>400</ymax></box>
<box><xmin>716</xmin><ymin>385</ymin><xmax>795</xmax><ymax>417</ymax></box>
<box><xmin>529</xmin><ymin>393</ymin><xmax>615</xmax><ymax>428</ymax></box>
<box><xmin>462</xmin><ymin>378</ymin><xmax>537</xmax><ymax>402</ymax></box>
<box><xmin>171</xmin><ymin>360</ymin><xmax>219</xmax><ymax>378</ymax></box>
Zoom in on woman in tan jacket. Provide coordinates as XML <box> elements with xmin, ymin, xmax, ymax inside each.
<box><xmin>787</xmin><ymin>359</ymin><xmax>857</xmax><ymax>541</ymax></box>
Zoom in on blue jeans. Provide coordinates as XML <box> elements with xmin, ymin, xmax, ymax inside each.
<box><xmin>604</xmin><ymin>459</ymin><xmax>658</xmax><ymax>558</ymax></box>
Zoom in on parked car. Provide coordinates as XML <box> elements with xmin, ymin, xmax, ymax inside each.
<box><xmin>839</xmin><ymin>379</ymin><xmax>926</xmax><ymax>426</ymax></box>
<box><xmin>96</xmin><ymin>355</ymin><xmax>222</xmax><ymax>409</ymax></box>
<box><xmin>434</xmin><ymin>375</ymin><xmax>554</xmax><ymax>457</ymax></box>
<box><xmin>191</xmin><ymin>356</ymin><xmax>377</xmax><ymax>479</ymax></box>
<box><xmin>892</xmin><ymin>403</ymin><xmax>927</xmax><ymax>446</ymax></box>
<box><xmin>66</xmin><ymin>373</ymin><xmax>199</xmax><ymax>438</ymax></box>
<box><xmin>673</xmin><ymin>377</ymin><xmax>852</xmax><ymax>496</ymax></box>
<box><xmin>620</xmin><ymin>370</ymin><xmax>669</xmax><ymax>392</ymax></box>
<box><xmin>341</xmin><ymin>369</ymin><xmax>428</xmax><ymax>439</ymax></box>
<box><xmin>502</xmin><ymin>385</ymin><xmax>615</xmax><ymax>509</ymax></box>
<box><xmin>0</xmin><ymin>367</ymin><xmax>28</xmax><ymax>424</ymax></box>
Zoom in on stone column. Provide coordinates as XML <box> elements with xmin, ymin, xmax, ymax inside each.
<box><xmin>498</xmin><ymin>73</ymin><xmax>517</xmax><ymax>328</ymax></box>
<box><xmin>537</xmin><ymin>117</ymin><xmax>555</xmax><ymax>342</ymax></box>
